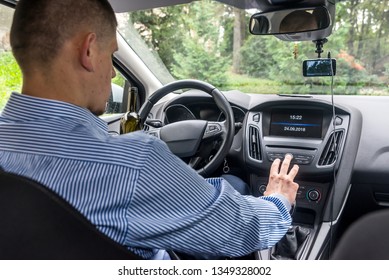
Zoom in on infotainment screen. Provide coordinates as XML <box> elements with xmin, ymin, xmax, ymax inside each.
<box><xmin>269</xmin><ymin>108</ymin><xmax>323</xmax><ymax>138</ymax></box>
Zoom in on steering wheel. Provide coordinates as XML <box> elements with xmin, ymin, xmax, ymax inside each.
<box><xmin>139</xmin><ymin>79</ymin><xmax>235</xmax><ymax>177</ymax></box>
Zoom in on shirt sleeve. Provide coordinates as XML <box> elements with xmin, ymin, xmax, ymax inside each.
<box><xmin>265</xmin><ymin>193</ymin><xmax>292</xmax><ymax>212</ymax></box>
<box><xmin>126</xmin><ymin>137</ymin><xmax>292</xmax><ymax>257</ymax></box>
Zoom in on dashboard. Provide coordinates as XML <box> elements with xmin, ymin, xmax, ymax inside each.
<box><xmin>158</xmin><ymin>90</ymin><xmax>353</xmax><ymax>177</ymax></box>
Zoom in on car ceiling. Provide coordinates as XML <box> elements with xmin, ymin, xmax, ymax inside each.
<box><xmin>108</xmin><ymin>0</ymin><xmax>334</xmax><ymax>13</ymax></box>
<box><xmin>1</xmin><ymin>0</ymin><xmax>341</xmax><ymax>11</ymax></box>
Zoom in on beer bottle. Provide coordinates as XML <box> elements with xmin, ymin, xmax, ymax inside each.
<box><xmin>120</xmin><ymin>87</ymin><xmax>143</xmax><ymax>134</ymax></box>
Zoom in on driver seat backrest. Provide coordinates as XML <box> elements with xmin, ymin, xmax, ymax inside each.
<box><xmin>331</xmin><ymin>209</ymin><xmax>389</xmax><ymax>260</ymax></box>
<box><xmin>0</xmin><ymin>169</ymin><xmax>141</xmax><ymax>260</ymax></box>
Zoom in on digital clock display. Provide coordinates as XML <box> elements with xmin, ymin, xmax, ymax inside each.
<box><xmin>269</xmin><ymin>108</ymin><xmax>323</xmax><ymax>138</ymax></box>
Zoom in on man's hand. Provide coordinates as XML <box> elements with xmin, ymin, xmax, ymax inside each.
<box><xmin>264</xmin><ymin>153</ymin><xmax>299</xmax><ymax>205</ymax></box>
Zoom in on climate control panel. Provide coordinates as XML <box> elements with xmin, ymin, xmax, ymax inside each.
<box><xmin>251</xmin><ymin>174</ymin><xmax>329</xmax><ymax>219</ymax></box>
<box><xmin>257</xmin><ymin>183</ymin><xmax>323</xmax><ymax>203</ymax></box>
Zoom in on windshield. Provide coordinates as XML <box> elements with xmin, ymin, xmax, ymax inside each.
<box><xmin>0</xmin><ymin>0</ymin><xmax>388</xmax><ymax>112</ymax></box>
<box><xmin>117</xmin><ymin>0</ymin><xmax>389</xmax><ymax>95</ymax></box>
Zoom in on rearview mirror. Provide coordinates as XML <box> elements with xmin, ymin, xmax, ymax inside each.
<box><xmin>249</xmin><ymin>6</ymin><xmax>333</xmax><ymax>41</ymax></box>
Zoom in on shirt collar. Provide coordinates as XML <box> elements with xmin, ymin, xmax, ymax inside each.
<box><xmin>2</xmin><ymin>93</ymin><xmax>108</xmax><ymax>132</ymax></box>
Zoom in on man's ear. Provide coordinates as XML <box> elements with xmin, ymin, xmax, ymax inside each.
<box><xmin>80</xmin><ymin>33</ymin><xmax>97</xmax><ymax>72</ymax></box>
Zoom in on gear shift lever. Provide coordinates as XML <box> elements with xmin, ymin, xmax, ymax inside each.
<box><xmin>271</xmin><ymin>226</ymin><xmax>311</xmax><ymax>260</ymax></box>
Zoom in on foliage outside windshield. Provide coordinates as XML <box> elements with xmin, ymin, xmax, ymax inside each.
<box><xmin>1</xmin><ymin>1</ymin><xmax>389</xmax><ymax>111</ymax></box>
<box><xmin>118</xmin><ymin>0</ymin><xmax>388</xmax><ymax>95</ymax></box>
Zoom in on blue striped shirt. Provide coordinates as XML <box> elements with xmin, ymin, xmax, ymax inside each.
<box><xmin>0</xmin><ymin>93</ymin><xmax>292</xmax><ymax>259</ymax></box>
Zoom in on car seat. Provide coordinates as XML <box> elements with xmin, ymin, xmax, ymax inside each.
<box><xmin>0</xmin><ymin>169</ymin><xmax>141</xmax><ymax>259</ymax></box>
<box><xmin>331</xmin><ymin>209</ymin><xmax>389</xmax><ymax>260</ymax></box>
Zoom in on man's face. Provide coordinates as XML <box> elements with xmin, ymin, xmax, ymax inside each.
<box><xmin>89</xmin><ymin>35</ymin><xmax>118</xmax><ymax>116</ymax></box>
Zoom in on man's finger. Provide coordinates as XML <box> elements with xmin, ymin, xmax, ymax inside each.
<box><xmin>270</xmin><ymin>158</ymin><xmax>281</xmax><ymax>175</ymax></box>
<box><xmin>288</xmin><ymin>164</ymin><xmax>299</xmax><ymax>179</ymax></box>
<box><xmin>279</xmin><ymin>153</ymin><xmax>293</xmax><ymax>174</ymax></box>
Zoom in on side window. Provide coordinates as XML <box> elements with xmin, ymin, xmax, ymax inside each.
<box><xmin>104</xmin><ymin>69</ymin><xmax>142</xmax><ymax>134</ymax></box>
<box><xmin>106</xmin><ymin>70</ymin><xmax>126</xmax><ymax>114</ymax></box>
<box><xmin>0</xmin><ymin>5</ymin><xmax>21</xmax><ymax>111</ymax></box>
<box><xmin>105</xmin><ymin>69</ymin><xmax>141</xmax><ymax>115</ymax></box>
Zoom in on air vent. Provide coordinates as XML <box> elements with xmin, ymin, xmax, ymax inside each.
<box><xmin>248</xmin><ymin>126</ymin><xmax>262</xmax><ymax>160</ymax></box>
<box><xmin>318</xmin><ymin>130</ymin><xmax>344</xmax><ymax>166</ymax></box>
<box><xmin>143</xmin><ymin>124</ymin><xmax>150</xmax><ymax>131</ymax></box>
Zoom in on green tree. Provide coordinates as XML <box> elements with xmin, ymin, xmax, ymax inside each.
<box><xmin>131</xmin><ymin>1</ymin><xmax>230</xmax><ymax>86</ymax></box>
<box><xmin>337</xmin><ymin>1</ymin><xmax>389</xmax><ymax>74</ymax></box>
<box><xmin>232</xmin><ymin>7</ymin><xmax>246</xmax><ymax>73</ymax></box>
<box><xmin>131</xmin><ymin>5</ymin><xmax>186</xmax><ymax>71</ymax></box>
<box><xmin>0</xmin><ymin>52</ymin><xmax>22</xmax><ymax>110</ymax></box>
<box><xmin>171</xmin><ymin>1</ymin><xmax>229</xmax><ymax>86</ymax></box>
<box><xmin>240</xmin><ymin>36</ymin><xmax>274</xmax><ymax>78</ymax></box>
<box><xmin>172</xmin><ymin>37</ymin><xmax>228</xmax><ymax>86</ymax></box>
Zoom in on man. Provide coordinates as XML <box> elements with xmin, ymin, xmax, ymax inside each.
<box><xmin>0</xmin><ymin>0</ymin><xmax>299</xmax><ymax>259</ymax></box>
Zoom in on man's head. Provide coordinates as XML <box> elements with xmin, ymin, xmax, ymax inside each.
<box><xmin>279</xmin><ymin>10</ymin><xmax>318</xmax><ymax>33</ymax></box>
<box><xmin>10</xmin><ymin>0</ymin><xmax>118</xmax><ymax>115</ymax></box>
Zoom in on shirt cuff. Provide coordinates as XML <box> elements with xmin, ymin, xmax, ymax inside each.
<box><xmin>268</xmin><ymin>193</ymin><xmax>292</xmax><ymax>212</ymax></box>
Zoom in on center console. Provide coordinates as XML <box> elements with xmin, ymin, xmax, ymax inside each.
<box><xmin>243</xmin><ymin>100</ymin><xmax>351</xmax><ymax>259</ymax></box>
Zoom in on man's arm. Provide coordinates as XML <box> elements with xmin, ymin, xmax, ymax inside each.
<box><xmin>126</xmin><ymin>137</ymin><xmax>299</xmax><ymax>257</ymax></box>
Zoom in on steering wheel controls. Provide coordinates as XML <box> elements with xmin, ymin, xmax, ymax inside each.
<box><xmin>204</xmin><ymin>123</ymin><xmax>222</xmax><ymax>138</ymax></box>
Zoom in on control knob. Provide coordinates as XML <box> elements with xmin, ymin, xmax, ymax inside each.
<box><xmin>258</xmin><ymin>184</ymin><xmax>267</xmax><ymax>195</ymax></box>
<box><xmin>307</xmin><ymin>189</ymin><xmax>321</xmax><ymax>202</ymax></box>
